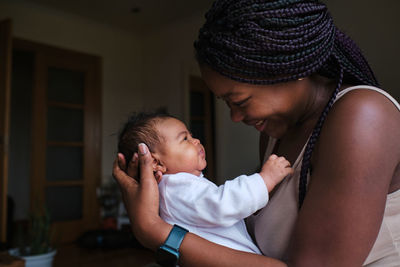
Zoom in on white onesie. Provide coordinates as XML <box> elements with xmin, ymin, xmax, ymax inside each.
<box><xmin>158</xmin><ymin>172</ymin><xmax>268</xmax><ymax>253</ymax></box>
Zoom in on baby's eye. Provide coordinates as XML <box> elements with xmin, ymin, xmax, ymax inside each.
<box><xmin>183</xmin><ymin>135</ymin><xmax>188</xmax><ymax>141</ymax></box>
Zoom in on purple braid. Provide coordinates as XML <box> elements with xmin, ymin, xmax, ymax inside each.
<box><xmin>195</xmin><ymin>0</ymin><xmax>379</xmax><ymax>209</ymax></box>
<box><xmin>298</xmin><ymin>60</ymin><xmax>343</xmax><ymax>208</ymax></box>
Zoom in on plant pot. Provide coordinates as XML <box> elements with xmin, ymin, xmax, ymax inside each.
<box><xmin>8</xmin><ymin>248</ymin><xmax>57</xmax><ymax>267</ymax></box>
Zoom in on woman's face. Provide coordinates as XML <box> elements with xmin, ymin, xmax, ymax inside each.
<box><xmin>200</xmin><ymin>67</ymin><xmax>312</xmax><ymax>138</ymax></box>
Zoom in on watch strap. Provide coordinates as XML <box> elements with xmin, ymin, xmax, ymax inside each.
<box><xmin>156</xmin><ymin>224</ymin><xmax>188</xmax><ymax>266</ymax></box>
<box><xmin>162</xmin><ymin>224</ymin><xmax>188</xmax><ymax>252</ymax></box>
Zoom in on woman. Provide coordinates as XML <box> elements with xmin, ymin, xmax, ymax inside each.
<box><xmin>113</xmin><ymin>0</ymin><xmax>400</xmax><ymax>265</ymax></box>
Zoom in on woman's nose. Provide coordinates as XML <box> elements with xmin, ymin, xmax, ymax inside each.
<box><xmin>230</xmin><ymin>106</ymin><xmax>244</xmax><ymax>122</ymax></box>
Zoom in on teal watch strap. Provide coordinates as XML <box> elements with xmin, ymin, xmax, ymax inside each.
<box><xmin>156</xmin><ymin>224</ymin><xmax>188</xmax><ymax>266</ymax></box>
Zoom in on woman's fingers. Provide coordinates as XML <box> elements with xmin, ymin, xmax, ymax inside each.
<box><xmin>127</xmin><ymin>153</ymin><xmax>139</xmax><ymax>178</ymax></box>
<box><xmin>137</xmin><ymin>143</ymin><xmax>160</xmax><ymax>208</ymax></box>
<box><xmin>117</xmin><ymin>152</ymin><xmax>139</xmax><ymax>181</ymax></box>
<box><xmin>117</xmin><ymin>153</ymin><xmax>127</xmax><ymax>171</ymax></box>
<box><xmin>113</xmin><ymin>154</ymin><xmax>138</xmax><ymax>189</ymax></box>
<box><xmin>138</xmin><ymin>143</ymin><xmax>158</xmax><ymax>189</ymax></box>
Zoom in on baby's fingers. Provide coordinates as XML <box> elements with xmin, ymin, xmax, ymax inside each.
<box><xmin>269</xmin><ymin>154</ymin><xmax>278</xmax><ymax>160</ymax></box>
<box><xmin>280</xmin><ymin>159</ymin><xmax>293</xmax><ymax>174</ymax></box>
<box><xmin>283</xmin><ymin>165</ymin><xmax>294</xmax><ymax>176</ymax></box>
<box><xmin>278</xmin><ymin>157</ymin><xmax>291</xmax><ymax>167</ymax></box>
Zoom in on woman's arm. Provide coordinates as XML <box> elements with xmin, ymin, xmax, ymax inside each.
<box><xmin>179</xmin><ymin>234</ymin><xmax>286</xmax><ymax>267</ymax></box>
<box><xmin>288</xmin><ymin>90</ymin><xmax>400</xmax><ymax>266</ymax></box>
<box><xmin>113</xmin><ymin>144</ymin><xmax>286</xmax><ymax>266</ymax></box>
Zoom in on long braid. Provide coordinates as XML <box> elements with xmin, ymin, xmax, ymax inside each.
<box><xmin>298</xmin><ymin>61</ymin><xmax>343</xmax><ymax>208</ymax></box>
<box><xmin>195</xmin><ymin>0</ymin><xmax>379</xmax><ymax>209</ymax></box>
<box><xmin>196</xmin><ymin>0</ymin><xmax>336</xmax><ymax>84</ymax></box>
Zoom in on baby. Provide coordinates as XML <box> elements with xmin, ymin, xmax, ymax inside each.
<box><xmin>118</xmin><ymin>112</ymin><xmax>293</xmax><ymax>254</ymax></box>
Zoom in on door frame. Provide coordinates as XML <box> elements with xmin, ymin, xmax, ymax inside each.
<box><xmin>0</xmin><ymin>19</ymin><xmax>12</xmax><ymax>243</ymax></box>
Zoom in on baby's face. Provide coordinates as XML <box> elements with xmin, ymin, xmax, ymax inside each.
<box><xmin>155</xmin><ymin>118</ymin><xmax>207</xmax><ymax>176</ymax></box>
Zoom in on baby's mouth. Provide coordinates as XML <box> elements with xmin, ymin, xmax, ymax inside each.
<box><xmin>199</xmin><ymin>148</ymin><xmax>205</xmax><ymax>157</ymax></box>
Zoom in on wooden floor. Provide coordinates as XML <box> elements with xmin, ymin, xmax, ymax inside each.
<box><xmin>53</xmin><ymin>243</ymin><xmax>156</xmax><ymax>267</ymax></box>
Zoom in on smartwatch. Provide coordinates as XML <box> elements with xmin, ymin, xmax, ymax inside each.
<box><xmin>156</xmin><ymin>224</ymin><xmax>188</xmax><ymax>267</ymax></box>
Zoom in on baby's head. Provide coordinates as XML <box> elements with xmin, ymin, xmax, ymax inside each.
<box><xmin>118</xmin><ymin>112</ymin><xmax>207</xmax><ymax>178</ymax></box>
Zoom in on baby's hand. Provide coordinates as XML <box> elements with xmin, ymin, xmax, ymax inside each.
<box><xmin>259</xmin><ymin>154</ymin><xmax>293</xmax><ymax>192</ymax></box>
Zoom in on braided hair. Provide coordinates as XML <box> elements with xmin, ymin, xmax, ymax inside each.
<box><xmin>194</xmin><ymin>0</ymin><xmax>379</xmax><ymax>209</ymax></box>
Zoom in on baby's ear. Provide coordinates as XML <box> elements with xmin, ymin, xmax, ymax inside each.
<box><xmin>151</xmin><ymin>153</ymin><xmax>167</xmax><ymax>174</ymax></box>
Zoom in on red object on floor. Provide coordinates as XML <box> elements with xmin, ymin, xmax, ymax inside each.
<box><xmin>102</xmin><ymin>217</ymin><xmax>117</xmax><ymax>230</ymax></box>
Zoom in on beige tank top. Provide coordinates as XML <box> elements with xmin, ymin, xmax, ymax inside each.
<box><xmin>246</xmin><ymin>85</ymin><xmax>400</xmax><ymax>266</ymax></box>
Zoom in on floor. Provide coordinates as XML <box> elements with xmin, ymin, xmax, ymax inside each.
<box><xmin>53</xmin><ymin>243</ymin><xmax>156</xmax><ymax>267</ymax></box>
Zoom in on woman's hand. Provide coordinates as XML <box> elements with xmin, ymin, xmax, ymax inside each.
<box><xmin>113</xmin><ymin>144</ymin><xmax>286</xmax><ymax>266</ymax></box>
<box><xmin>121</xmin><ymin>150</ymin><xmax>139</xmax><ymax>180</ymax></box>
<box><xmin>113</xmin><ymin>143</ymin><xmax>170</xmax><ymax>250</ymax></box>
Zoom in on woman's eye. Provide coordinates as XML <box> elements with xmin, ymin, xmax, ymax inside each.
<box><xmin>232</xmin><ymin>97</ymin><xmax>249</xmax><ymax>107</ymax></box>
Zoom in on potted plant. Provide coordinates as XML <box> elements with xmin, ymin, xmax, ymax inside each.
<box><xmin>9</xmin><ymin>206</ymin><xmax>56</xmax><ymax>267</ymax></box>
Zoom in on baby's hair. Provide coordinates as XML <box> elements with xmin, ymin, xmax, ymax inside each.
<box><xmin>118</xmin><ymin>111</ymin><xmax>173</xmax><ymax>164</ymax></box>
<box><xmin>195</xmin><ymin>0</ymin><xmax>379</xmax><ymax>208</ymax></box>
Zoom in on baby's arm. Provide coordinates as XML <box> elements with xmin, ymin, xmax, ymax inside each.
<box><xmin>259</xmin><ymin>154</ymin><xmax>294</xmax><ymax>192</ymax></box>
<box><xmin>160</xmin><ymin>173</ymin><xmax>269</xmax><ymax>228</ymax></box>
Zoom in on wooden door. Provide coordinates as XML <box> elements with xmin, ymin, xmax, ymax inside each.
<box><xmin>189</xmin><ymin>75</ymin><xmax>215</xmax><ymax>180</ymax></box>
<box><xmin>13</xmin><ymin>39</ymin><xmax>102</xmax><ymax>244</ymax></box>
<box><xmin>0</xmin><ymin>19</ymin><xmax>12</xmax><ymax>243</ymax></box>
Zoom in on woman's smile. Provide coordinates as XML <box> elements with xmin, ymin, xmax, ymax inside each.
<box><xmin>254</xmin><ymin>120</ymin><xmax>267</xmax><ymax>132</ymax></box>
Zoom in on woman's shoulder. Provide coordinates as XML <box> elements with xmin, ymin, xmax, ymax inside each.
<box><xmin>326</xmin><ymin>86</ymin><xmax>400</xmax><ymax>135</ymax></box>
<box><xmin>313</xmin><ymin>84</ymin><xmax>400</xmax><ymax>190</ymax></box>
<box><xmin>320</xmin><ymin>84</ymin><xmax>400</xmax><ymax>144</ymax></box>
<box><xmin>333</xmin><ymin>85</ymin><xmax>400</xmax><ymax>116</ymax></box>
<box><xmin>293</xmin><ymin>86</ymin><xmax>400</xmax><ymax>265</ymax></box>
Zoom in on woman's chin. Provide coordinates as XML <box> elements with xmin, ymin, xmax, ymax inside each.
<box><xmin>262</xmin><ymin>123</ymin><xmax>287</xmax><ymax>139</ymax></box>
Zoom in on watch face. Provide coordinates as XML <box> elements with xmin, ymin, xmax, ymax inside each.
<box><xmin>156</xmin><ymin>247</ymin><xmax>178</xmax><ymax>267</ymax></box>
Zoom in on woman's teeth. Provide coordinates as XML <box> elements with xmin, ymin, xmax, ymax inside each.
<box><xmin>255</xmin><ymin>120</ymin><xmax>264</xmax><ymax>126</ymax></box>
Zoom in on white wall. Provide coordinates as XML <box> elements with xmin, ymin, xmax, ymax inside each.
<box><xmin>141</xmin><ymin>13</ymin><xmax>261</xmax><ymax>184</ymax></box>
<box><xmin>0</xmin><ymin>0</ymin><xmax>144</xmax><ymax>187</ymax></box>
<box><xmin>325</xmin><ymin>0</ymin><xmax>400</xmax><ymax>100</ymax></box>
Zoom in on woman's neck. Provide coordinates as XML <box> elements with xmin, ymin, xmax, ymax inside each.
<box><xmin>295</xmin><ymin>76</ymin><xmax>338</xmax><ymax>131</ymax></box>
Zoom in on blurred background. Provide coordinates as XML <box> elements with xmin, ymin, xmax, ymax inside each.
<box><xmin>0</xmin><ymin>0</ymin><xmax>399</xmax><ymax>265</ymax></box>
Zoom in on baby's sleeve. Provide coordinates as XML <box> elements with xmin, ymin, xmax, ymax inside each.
<box><xmin>160</xmin><ymin>173</ymin><xmax>268</xmax><ymax>228</ymax></box>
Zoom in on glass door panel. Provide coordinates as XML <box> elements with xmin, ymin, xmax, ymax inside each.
<box><xmin>46</xmin><ymin>146</ymin><xmax>83</xmax><ymax>181</ymax></box>
<box><xmin>47</xmin><ymin>68</ymin><xmax>84</xmax><ymax>104</ymax></box>
<box><xmin>45</xmin><ymin>66</ymin><xmax>85</xmax><ymax>226</ymax></box>
<box><xmin>45</xmin><ymin>186</ymin><xmax>83</xmax><ymax>221</ymax></box>
<box><xmin>46</xmin><ymin>107</ymin><xmax>83</xmax><ymax>142</ymax></box>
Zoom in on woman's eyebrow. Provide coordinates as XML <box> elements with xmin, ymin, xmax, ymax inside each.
<box><xmin>220</xmin><ymin>91</ymin><xmax>239</xmax><ymax>100</ymax></box>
